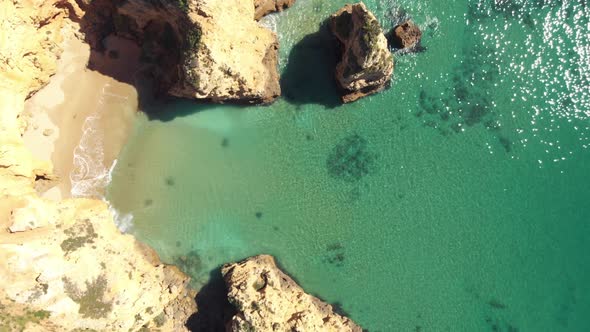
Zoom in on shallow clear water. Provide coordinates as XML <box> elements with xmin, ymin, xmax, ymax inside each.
<box><xmin>107</xmin><ymin>0</ymin><xmax>590</xmax><ymax>330</ymax></box>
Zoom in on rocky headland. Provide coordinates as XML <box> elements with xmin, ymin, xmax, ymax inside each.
<box><xmin>223</xmin><ymin>255</ymin><xmax>362</xmax><ymax>332</ymax></box>
<box><xmin>0</xmin><ymin>0</ymin><xmax>364</xmax><ymax>331</ymax></box>
<box><xmin>330</xmin><ymin>2</ymin><xmax>394</xmax><ymax>103</ymax></box>
<box><xmin>77</xmin><ymin>0</ymin><xmax>285</xmax><ymax>104</ymax></box>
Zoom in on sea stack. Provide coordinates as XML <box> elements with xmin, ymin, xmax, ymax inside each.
<box><xmin>330</xmin><ymin>2</ymin><xmax>394</xmax><ymax>103</ymax></box>
<box><xmin>222</xmin><ymin>255</ymin><xmax>363</xmax><ymax>332</ymax></box>
<box><xmin>390</xmin><ymin>20</ymin><xmax>422</xmax><ymax>49</ymax></box>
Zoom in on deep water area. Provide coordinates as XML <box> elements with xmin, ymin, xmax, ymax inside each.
<box><xmin>107</xmin><ymin>0</ymin><xmax>590</xmax><ymax>330</ymax></box>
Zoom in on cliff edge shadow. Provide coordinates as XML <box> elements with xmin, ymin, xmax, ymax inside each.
<box><xmin>281</xmin><ymin>20</ymin><xmax>342</xmax><ymax>109</ymax></box>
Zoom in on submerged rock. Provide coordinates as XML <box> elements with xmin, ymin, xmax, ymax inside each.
<box><xmin>389</xmin><ymin>20</ymin><xmax>422</xmax><ymax>49</ymax></box>
<box><xmin>330</xmin><ymin>2</ymin><xmax>394</xmax><ymax>103</ymax></box>
<box><xmin>222</xmin><ymin>255</ymin><xmax>362</xmax><ymax>332</ymax></box>
<box><xmin>254</xmin><ymin>0</ymin><xmax>296</xmax><ymax>20</ymax></box>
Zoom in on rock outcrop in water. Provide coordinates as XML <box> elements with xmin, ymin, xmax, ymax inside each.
<box><xmin>222</xmin><ymin>255</ymin><xmax>363</xmax><ymax>332</ymax></box>
<box><xmin>254</xmin><ymin>0</ymin><xmax>296</xmax><ymax>20</ymax></box>
<box><xmin>330</xmin><ymin>2</ymin><xmax>394</xmax><ymax>103</ymax></box>
<box><xmin>389</xmin><ymin>20</ymin><xmax>422</xmax><ymax>49</ymax></box>
<box><xmin>81</xmin><ymin>0</ymin><xmax>281</xmax><ymax>104</ymax></box>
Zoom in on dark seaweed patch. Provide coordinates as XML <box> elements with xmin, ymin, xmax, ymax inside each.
<box><xmin>467</xmin><ymin>0</ymin><xmax>562</xmax><ymax>27</ymax></box>
<box><xmin>165</xmin><ymin>176</ymin><xmax>175</xmax><ymax>186</ymax></box>
<box><xmin>484</xmin><ymin>316</ymin><xmax>519</xmax><ymax>332</ymax></box>
<box><xmin>255</xmin><ymin>212</ymin><xmax>263</xmax><ymax>219</ymax></box>
<box><xmin>327</xmin><ymin>242</ymin><xmax>343</xmax><ymax>251</ymax></box>
<box><xmin>416</xmin><ymin>38</ymin><xmax>516</xmax><ymax>153</ymax></box>
<box><xmin>324</xmin><ymin>242</ymin><xmax>345</xmax><ymax>267</ymax></box>
<box><xmin>498</xmin><ymin>136</ymin><xmax>512</xmax><ymax>153</ymax></box>
<box><xmin>144</xmin><ymin>199</ymin><xmax>153</xmax><ymax>207</ymax></box>
<box><xmin>326</xmin><ymin>134</ymin><xmax>376</xmax><ymax>182</ymax></box>
<box><xmin>488</xmin><ymin>299</ymin><xmax>507</xmax><ymax>309</ymax></box>
<box><xmin>221</xmin><ymin>138</ymin><xmax>229</xmax><ymax>148</ymax></box>
<box><xmin>173</xmin><ymin>250</ymin><xmax>202</xmax><ymax>279</ymax></box>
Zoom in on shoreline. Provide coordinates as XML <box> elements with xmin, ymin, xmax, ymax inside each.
<box><xmin>22</xmin><ymin>25</ymin><xmax>140</xmax><ymax>200</ymax></box>
<box><xmin>1</xmin><ymin>2</ymin><xmax>199</xmax><ymax>327</ymax></box>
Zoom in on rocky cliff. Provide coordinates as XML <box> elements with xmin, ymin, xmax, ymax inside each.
<box><xmin>0</xmin><ymin>1</ymin><xmax>196</xmax><ymax>330</ymax></box>
<box><xmin>222</xmin><ymin>255</ymin><xmax>363</xmax><ymax>332</ymax></box>
<box><xmin>81</xmin><ymin>0</ymin><xmax>282</xmax><ymax>103</ymax></box>
<box><xmin>330</xmin><ymin>2</ymin><xmax>394</xmax><ymax>103</ymax></box>
<box><xmin>1</xmin><ymin>1</ymin><xmax>362</xmax><ymax>331</ymax></box>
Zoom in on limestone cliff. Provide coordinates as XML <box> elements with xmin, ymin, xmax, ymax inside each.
<box><xmin>0</xmin><ymin>1</ymin><xmax>195</xmax><ymax>330</ymax></box>
<box><xmin>171</xmin><ymin>0</ymin><xmax>281</xmax><ymax>103</ymax></box>
<box><xmin>83</xmin><ymin>0</ymin><xmax>282</xmax><ymax>104</ymax></box>
<box><xmin>330</xmin><ymin>2</ymin><xmax>394</xmax><ymax>103</ymax></box>
<box><xmin>222</xmin><ymin>255</ymin><xmax>363</xmax><ymax>332</ymax></box>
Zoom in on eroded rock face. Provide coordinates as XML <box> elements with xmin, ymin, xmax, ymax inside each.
<box><xmin>0</xmin><ymin>1</ymin><xmax>196</xmax><ymax>330</ymax></box>
<box><xmin>390</xmin><ymin>20</ymin><xmax>422</xmax><ymax>49</ymax></box>
<box><xmin>104</xmin><ymin>0</ymin><xmax>281</xmax><ymax>104</ymax></box>
<box><xmin>254</xmin><ymin>0</ymin><xmax>296</xmax><ymax>20</ymax></box>
<box><xmin>222</xmin><ymin>255</ymin><xmax>363</xmax><ymax>332</ymax></box>
<box><xmin>330</xmin><ymin>2</ymin><xmax>394</xmax><ymax>103</ymax></box>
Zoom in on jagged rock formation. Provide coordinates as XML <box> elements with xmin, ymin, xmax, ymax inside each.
<box><xmin>222</xmin><ymin>255</ymin><xmax>363</xmax><ymax>332</ymax></box>
<box><xmin>390</xmin><ymin>20</ymin><xmax>422</xmax><ymax>49</ymax></box>
<box><xmin>254</xmin><ymin>0</ymin><xmax>296</xmax><ymax>20</ymax></box>
<box><xmin>0</xmin><ymin>1</ymin><xmax>195</xmax><ymax>330</ymax></box>
<box><xmin>172</xmin><ymin>0</ymin><xmax>281</xmax><ymax>103</ymax></box>
<box><xmin>81</xmin><ymin>0</ymin><xmax>282</xmax><ymax>104</ymax></box>
<box><xmin>330</xmin><ymin>2</ymin><xmax>394</xmax><ymax>103</ymax></box>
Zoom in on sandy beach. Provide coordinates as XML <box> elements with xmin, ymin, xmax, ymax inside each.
<box><xmin>22</xmin><ymin>25</ymin><xmax>141</xmax><ymax>200</ymax></box>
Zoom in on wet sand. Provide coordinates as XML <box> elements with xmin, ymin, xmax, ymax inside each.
<box><xmin>23</xmin><ymin>26</ymin><xmax>141</xmax><ymax>200</ymax></box>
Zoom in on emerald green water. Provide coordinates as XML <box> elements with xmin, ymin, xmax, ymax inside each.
<box><xmin>106</xmin><ymin>0</ymin><xmax>590</xmax><ymax>330</ymax></box>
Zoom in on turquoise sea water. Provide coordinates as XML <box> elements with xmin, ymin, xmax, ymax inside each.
<box><xmin>107</xmin><ymin>0</ymin><xmax>590</xmax><ymax>330</ymax></box>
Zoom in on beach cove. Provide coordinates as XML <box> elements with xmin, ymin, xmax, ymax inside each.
<box><xmin>107</xmin><ymin>0</ymin><xmax>590</xmax><ymax>331</ymax></box>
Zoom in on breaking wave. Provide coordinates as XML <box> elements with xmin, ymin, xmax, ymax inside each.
<box><xmin>69</xmin><ymin>82</ymin><xmax>134</xmax><ymax>232</ymax></box>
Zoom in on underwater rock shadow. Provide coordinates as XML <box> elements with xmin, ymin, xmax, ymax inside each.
<box><xmin>280</xmin><ymin>21</ymin><xmax>342</xmax><ymax>109</ymax></box>
<box><xmin>185</xmin><ymin>267</ymin><xmax>236</xmax><ymax>332</ymax></box>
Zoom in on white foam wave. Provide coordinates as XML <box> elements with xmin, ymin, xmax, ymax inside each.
<box><xmin>70</xmin><ymin>111</ymin><xmax>108</xmax><ymax>198</ymax></box>
<box><xmin>70</xmin><ymin>83</ymin><xmax>128</xmax><ymax>199</ymax></box>
<box><xmin>259</xmin><ymin>12</ymin><xmax>279</xmax><ymax>33</ymax></box>
<box><xmin>69</xmin><ymin>83</ymin><xmax>136</xmax><ymax>231</ymax></box>
<box><xmin>108</xmin><ymin>204</ymin><xmax>134</xmax><ymax>233</ymax></box>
